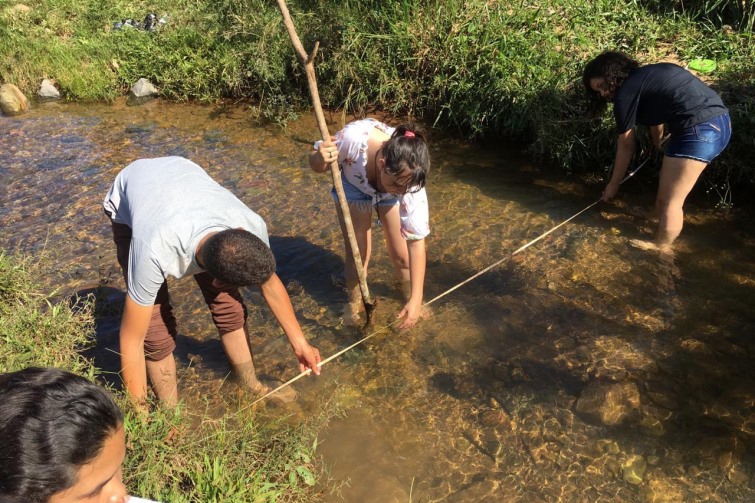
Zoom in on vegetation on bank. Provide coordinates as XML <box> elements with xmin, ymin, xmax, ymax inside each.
<box><xmin>1</xmin><ymin>0</ymin><xmax>753</xmax><ymax>187</ymax></box>
<box><xmin>0</xmin><ymin>251</ymin><xmax>331</xmax><ymax>502</ymax></box>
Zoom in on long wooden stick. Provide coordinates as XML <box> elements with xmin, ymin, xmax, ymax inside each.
<box><xmin>276</xmin><ymin>0</ymin><xmax>375</xmax><ymax>323</ymax></box>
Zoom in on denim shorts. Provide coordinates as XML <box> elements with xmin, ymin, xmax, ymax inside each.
<box><xmin>666</xmin><ymin>113</ymin><xmax>731</xmax><ymax>163</ymax></box>
<box><xmin>330</xmin><ymin>171</ymin><xmax>399</xmax><ymax>207</ymax></box>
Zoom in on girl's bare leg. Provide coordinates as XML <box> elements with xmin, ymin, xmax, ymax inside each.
<box><xmin>655</xmin><ymin>155</ymin><xmax>707</xmax><ymax>251</ymax></box>
<box><xmin>335</xmin><ymin>200</ymin><xmax>373</xmax><ymax>325</ymax></box>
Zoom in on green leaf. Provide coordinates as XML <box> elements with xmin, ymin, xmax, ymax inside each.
<box><xmin>688</xmin><ymin>59</ymin><xmax>717</xmax><ymax>73</ymax></box>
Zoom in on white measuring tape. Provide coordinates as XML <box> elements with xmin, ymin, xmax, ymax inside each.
<box><xmin>249</xmin><ymin>153</ymin><xmax>656</xmax><ymax>406</ymax></box>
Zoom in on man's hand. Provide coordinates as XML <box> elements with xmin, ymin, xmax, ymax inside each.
<box><xmin>292</xmin><ymin>341</ymin><xmax>322</xmax><ymax>375</ymax></box>
<box><xmin>260</xmin><ymin>273</ymin><xmax>322</xmax><ymax>376</ymax></box>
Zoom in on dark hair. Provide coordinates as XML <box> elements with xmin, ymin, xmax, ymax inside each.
<box><xmin>582</xmin><ymin>51</ymin><xmax>640</xmax><ymax>112</ymax></box>
<box><xmin>203</xmin><ymin>229</ymin><xmax>276</xmax><ymax>286</ymax></box>
<box><xmin>382</xmin><ymin>123</ymin><xmax>431</xmax><ymax>192</ymax></box>
<box><xmin>0</xmin><ymin>368</ymin><xmax>123</xmax><ymax>503</ymax></box>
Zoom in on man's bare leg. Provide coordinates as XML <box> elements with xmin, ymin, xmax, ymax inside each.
<box><xmin>221</xmin><ymin>327</ymin><xmax>264</xmax><ymax>390</ymax></box>
<box><xmin>146</xmin><ymin>354</ymin><xmax>178</xmax><ymax>407</ymax></box>
<box><xmin>221</xmin><ymin>326</ymin><xmax>296</xmax><ymax>402</ymax></box>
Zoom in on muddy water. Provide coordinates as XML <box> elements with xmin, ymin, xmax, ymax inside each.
<box><xmin>2</xmin><ymin>101</ymin><xmax>754</xmax><ymax>502</ymax></box>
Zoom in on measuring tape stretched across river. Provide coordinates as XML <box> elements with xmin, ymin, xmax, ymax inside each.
<box><xmin>248</xmin><ymin>153</ymin><xmax>655</xmax><ymax>407</ymax></box>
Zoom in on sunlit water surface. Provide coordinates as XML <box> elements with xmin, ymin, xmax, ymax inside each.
<box><xmin>1</xmin><ymin>100</ymin><xmax>754</xmax><ymax>502</ymax></box>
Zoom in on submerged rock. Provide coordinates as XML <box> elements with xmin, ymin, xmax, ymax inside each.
<box><xmin>0</xmin><ymin>83</ymin><xmax>29</xmax><ymax>116</ymax></box>
<box><xmin>641</xmin><ymin>479</ymin><xmax>684</xmax><ymax>502</ymax></box>
<box><xmin>37</xmin><ymin>79</ymin><xmax>60</xmax><ymax>101</ymax></box>
<box><xmin>575</xmin><ymin>381</ymin><xmax>641</xmax><ymax>426</ymax></box>
<box><xmin>622</xmin><ymin>454</ymin><xmax>647</xmax><ymax>484</ymax></box>
<box><xmin>478</xmin><ymin>408</ymin><xmax>510</xmax><ymax>428</ymax></box>
<box><xmin>127</xmin><ymin>78</ymin><xmax>158</xmax><ymax>105</ymax></box>
<box><xmin>727</xmin><ymin>464</ymin><xmax>750</xmax><ymax>486</ymax></box>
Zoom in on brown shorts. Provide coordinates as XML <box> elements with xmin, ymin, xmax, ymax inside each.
<box><xmin>111</xmin><ymin>221</ymin><xmax>247</xmax><ymax>361</ymax></box>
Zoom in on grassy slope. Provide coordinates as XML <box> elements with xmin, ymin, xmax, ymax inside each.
<box><xmin>1</xmin><ymin>1</ymin><xmax>752</xmax><ymax>182</ymax></box>
<box><xmin>0</xmin><ymin>251</ymin><xmax>329</xmax><ymax>502</ymax></box>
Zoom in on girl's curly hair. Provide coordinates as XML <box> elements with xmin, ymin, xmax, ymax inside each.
<box><xmin>582</xmin><ymin>51</ymin><xmax>640</xmax><ymax>114</ymax></box>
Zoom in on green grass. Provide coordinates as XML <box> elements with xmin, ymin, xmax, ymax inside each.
<box><xmin>0</xmin><ymin>251</ymin><xmax>94</xmax><ymax>377</ymax></box>
<box><xmin>123</xmin><ymin>402</ymin><xmax>331</xmax><ymax>502</ymax></box>
<box><xmin>1</xmin><ymin>0</ymin><xmax>753</xmax><ymax>186</ymax></box>
<box><xmin>0</xmin><ymin>250</ymin><xmax>333</xmax><ymax>502</ymax></box>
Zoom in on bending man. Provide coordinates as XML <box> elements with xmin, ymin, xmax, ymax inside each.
<box><xmin>103</xmin><ymin>156</ymin><xmax>321</xmax><ymax>408</ymax></box>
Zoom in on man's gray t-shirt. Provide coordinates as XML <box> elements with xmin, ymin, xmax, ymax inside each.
<box><xmin>103</xmin><ymin>156</ymin><xmax>269</xmax><ymax>307</ymax></box>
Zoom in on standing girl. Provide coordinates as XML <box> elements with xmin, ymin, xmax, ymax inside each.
<box><xmin>309</xmin><ymin>119</ymin><xmax>431</xmax><ymax>329</ymax></box>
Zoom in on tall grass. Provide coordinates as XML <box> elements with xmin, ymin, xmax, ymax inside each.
<box><xmin>1</xmin><ymin>0</ymin><xmax>753</xmax><ymax>186</ymax></box>
<box><xmin>0</xmin><ymin>251</ymin><xmax>95</xmax><ymax>377</ymax></box>
<box><xmin>638</xmin><ymin>0</ymin><xmax>755</xmax><ymax>32</ymax></box>
<box><xmin>0</xmin><ymin>250</ymin><xmax>332</xmax><ymax>502</ymax></box>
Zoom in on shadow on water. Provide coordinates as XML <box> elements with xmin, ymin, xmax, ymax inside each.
<box><xmin>269</xmin><ymin>234</ymin><xmax>345</xmax><ymax>304</ymax></box>
<box><xmin>73</xmin><ymin>286</ymin><xmax>124</xmax><ymax>389</ymax></box>
<box><xmin>2</xmin><ymin>101</ymin><xmax>754</xmax><ymax>502</ymax></box>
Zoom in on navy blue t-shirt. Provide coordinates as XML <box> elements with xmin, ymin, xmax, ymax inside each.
<box><xmin>613</xmin><ymin>63</ymin><xmax>728</xmax><ymax>135</ymax></box>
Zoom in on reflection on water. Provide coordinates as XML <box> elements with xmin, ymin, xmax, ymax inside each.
<box><xmin>1</xmin><ymin>100</ymin><xmax>754</xmax><ymax>502</ymax></box>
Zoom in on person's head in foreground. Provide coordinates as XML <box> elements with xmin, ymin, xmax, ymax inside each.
<box><xmin>0</xmin><ymin>367</ymin><xmax>128</xmax><ymax>503</ymax></box>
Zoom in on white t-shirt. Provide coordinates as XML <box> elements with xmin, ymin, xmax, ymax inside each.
<box><xmin>103</xmin><ymin>156</ymin><xmax>269</xmax><ymax>306</ymax></box>
<box><xmin>317</xmin><ymin>119</ymin><xmax>431</xmax><ymax>240</ymax></box>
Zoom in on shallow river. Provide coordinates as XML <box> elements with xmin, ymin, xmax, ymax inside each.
<box><xmin>1</xmin><ymin>100</ymin><xmax>754</xmax><ymax>502</ymax></box>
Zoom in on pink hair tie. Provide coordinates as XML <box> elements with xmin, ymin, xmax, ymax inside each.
<box><xmin>404</xmin><ymin>131</ymin><xmax>416</xmax><ymax>138</ymax></box>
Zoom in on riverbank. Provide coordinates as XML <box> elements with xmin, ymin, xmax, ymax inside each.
<box><xmin>2</xmin><ymin>0</ymin><xmax>753</xmax><ymax>194</ymax></box>
<box><xmin>0</xmin><ymin>251</ymin><xmax>332</xmax><ymax>502</ymax></box>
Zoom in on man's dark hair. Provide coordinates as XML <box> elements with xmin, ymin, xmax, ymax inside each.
<box><xmin>203</xmin><ymin>229</ymin><xmax>276</xmax><ymax>286</ymax></box>
<box><xmin>582</xmin><ymin>51</ymin><xmax>640</xmax><ymax>113</ymax></box>
<box><xmin>382</xmin><ymin>122</ymin><xmax>431</xmax><ymax>193</ymax></box>
<box><xmin>0</xmin><ymin>367</ymin><xmax>123</xmax><ymax>503</ymax></box>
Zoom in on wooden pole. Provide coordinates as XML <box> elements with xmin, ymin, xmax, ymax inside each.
<box><xmin>275</xmin><ymin>0</ymin><xmax>376</xmax><ymax>324</ymax></box>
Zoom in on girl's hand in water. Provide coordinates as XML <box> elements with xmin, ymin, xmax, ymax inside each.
<box><xmin>397</xmin><ymin>297</ymin><xmax>422</xmax><ymax>330</ymax></box>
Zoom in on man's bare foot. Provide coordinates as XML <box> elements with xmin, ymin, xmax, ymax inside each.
<box><xmin>251</xmin><ymin>380</ymin><xmax>298</xmax><ymax>404</ymax></box>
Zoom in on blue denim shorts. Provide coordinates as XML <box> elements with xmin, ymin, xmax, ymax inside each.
<box><xmin>330</xmin><ymin>171</ymin><xmax>399</xmax><ymax>207</ymax></box>
<box><xmin>666</xmin><ymin>113</ymin><xmax>731</xmax><ymax>163</ymax></box>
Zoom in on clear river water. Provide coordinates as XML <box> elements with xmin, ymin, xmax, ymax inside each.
<box><xmin>1</xmin><ymin>100</ymin><xmax>753</xmax><ymax>502</ymax></box>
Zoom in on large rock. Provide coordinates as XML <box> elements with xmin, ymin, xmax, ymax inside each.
<box><xmin>127</xmin><ymin>78</ymin><xmax>158</xmax><ymax>105</ymax></box>
<box><xmin>37</xmin><ymin>79</ymin><xmax>60</xmax><ymax>101</ymax></box>
<box><xmin>0</xmin><ymin>83</ymin><xmax>29</xmax><ymax>116</ymax></box>
<box><xmin>575</xmin><ymin>381</ymin><xmax>641</xmax><ymax>426</ymax></box>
